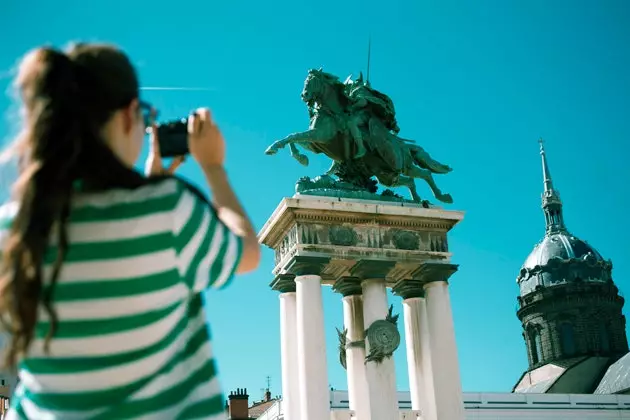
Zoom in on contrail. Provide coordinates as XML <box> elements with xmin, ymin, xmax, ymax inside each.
<box><xmin>140</xmin><ymin>86</ymin><xmax>217</xmax><ymax>92</ymax></box>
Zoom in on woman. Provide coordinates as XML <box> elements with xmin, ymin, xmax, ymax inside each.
<box><xmin>0</xmin><ymin>43</ymin><xmax>261</xmax><ymax>419</ymax></box>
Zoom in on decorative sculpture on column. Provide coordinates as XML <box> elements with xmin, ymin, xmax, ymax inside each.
<box><xmin>337</xmin><ymin>327</ymin><xmax>348</xmax><ymax>370</ymax></box>
<box><xmin>365</xmin><ymin>305</ymin><xmax>401</xmax><ymax>364</ymax></box>
<box><xmin>337</xmin><ymin>326</ymin><xmax>368</xmax><ymax>370</ymax></box>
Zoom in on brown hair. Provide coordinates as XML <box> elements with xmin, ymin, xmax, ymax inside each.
<box><xmin>0</xmin><ymin>43</ymin><xmax>149</xmax><ymax>369</ymax></box>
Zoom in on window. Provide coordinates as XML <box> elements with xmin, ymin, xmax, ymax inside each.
<box><xmin>529</xmin><ymin>329</ymin><xmax>543</xmax><ymax>365</ymax></box>
<box><xmin>560</xmin><ymin>322</ymin><xmax>576</xmax><ymax>356</ymax></box>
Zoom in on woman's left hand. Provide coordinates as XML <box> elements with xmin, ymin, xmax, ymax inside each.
<box><xmin>144</xmin><ymin>123</ymin><xmax>185</xmax><ymax>177</ymax></box>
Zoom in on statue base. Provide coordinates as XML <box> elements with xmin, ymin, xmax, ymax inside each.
<box><xmin>295</xmin><ymin>175</ymin><xmax>432</xmax><ymax>208</ymax></box>
<box><xmin>259</xmin><ymin>193</ymin><xmax>463</xmax><ymax>280</ymax></box>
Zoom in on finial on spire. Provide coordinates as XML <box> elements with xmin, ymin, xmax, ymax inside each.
<box><xmin>539</xmin><ymin>137</ymin><xmax>554</xmax><ymax>194</ymax></box>
<box><xmin>537</xmin><ymin>138</ymin><xmax>566</xmax><ymax>233</ymax></box>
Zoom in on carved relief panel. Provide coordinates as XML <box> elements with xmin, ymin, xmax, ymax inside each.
<box><xmin>273</xmin><ymin>220</ymin><xmax>450</xmax><ymax>268</ymax></box>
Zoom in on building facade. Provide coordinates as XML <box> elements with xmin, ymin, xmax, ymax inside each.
<box><xmin>254</xmin><ymin>391</ymin><xmax>630</xmax><ymax>419</ymax></box>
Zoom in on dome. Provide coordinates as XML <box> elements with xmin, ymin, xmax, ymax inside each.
<box><xmin>523</xmin><ymin>231</ymin><xmax>604</xmax><ymax>269</ymax></box>
<box><xmin>517</xmin><ymin>231</ymin><xmax>613</xmax><ymax>297</ymax></box>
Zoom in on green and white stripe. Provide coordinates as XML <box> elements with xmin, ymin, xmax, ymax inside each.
<box><xmin>0</xmin><ymin>178</ymin><xmax>242</xmax><ymax>419</ymax></box>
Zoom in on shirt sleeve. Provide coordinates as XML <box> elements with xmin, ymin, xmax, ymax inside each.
<box><xmin>172</xmin><ymin>181</ymin><xmax>243</xmax><ymax>292</ymax></box>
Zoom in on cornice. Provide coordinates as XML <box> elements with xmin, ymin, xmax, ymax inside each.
<box><xmin>259</xmin><ymin>195</ymin><xmax>464</xmax><ymax>250</ymax></box>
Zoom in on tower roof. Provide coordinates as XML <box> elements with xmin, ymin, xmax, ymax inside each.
<box><xmin>517</xmin><ymin>140</ymin><xmax>612</xmax><ymax>297</ymax></box>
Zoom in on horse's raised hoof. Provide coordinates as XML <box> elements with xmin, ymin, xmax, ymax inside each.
<box><xmin>295</xmin><ymin>154</ymin><xmax>309</xmax><ymax>166</ymax></box>
<box><xmin>437</xmin><ymin>193</ymin><xmax>453</xmax><ymax>204</ymax></box>
<box><xmin>264</xmin><ymin>146</ymin><xmax>278</xmax><ymax>155</ymax></box>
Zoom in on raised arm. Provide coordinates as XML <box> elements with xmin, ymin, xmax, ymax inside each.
<box><xmin>188</xmin><ymin>108</ymin><xmax>260</xmax><ymax>275</ymax></box>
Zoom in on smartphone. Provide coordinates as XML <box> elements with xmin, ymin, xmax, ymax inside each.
<box><xmin>156</xmin><ymin>118</ymin><xmax>189</xmax><ymax>157</ymax></box>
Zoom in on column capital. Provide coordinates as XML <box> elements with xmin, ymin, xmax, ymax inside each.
<box><xmin>333</xmin><ymin>277</ymin><xmax>363</xmax><ymax>296</ymax></box>
<box><xmin>392</xmin><ymin>280</ymin><xmax>425</xmax><ymax>300</ymax></box>
<box><xmin>285</xmin><ymin>255</ymin><xmax>330</xmax><ymax>276</ymax></box>
<box><xmin>271</xmin><ymin>273</ymin><xmax>297</xmax><ymax>293</ymax></box>
<box><xmin>412</xmin><ymin>261</ymin><xmax>459</xmax><ymax>286</ymax></box>
<box><xmin>350</xmin><ymin>259</ymin><xmax>396</xmax><ymax>280</ymax></box>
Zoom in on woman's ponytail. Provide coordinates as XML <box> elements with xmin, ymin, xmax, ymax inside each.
<box><xmin>0</xmin><ymin>48</ymin><xmax>84</xmax><ymax>367</ymax></box>
<box><xmin>0</xmin><ymin>43</ymin><xmax>146</xmax><ymax>369</ymax></box>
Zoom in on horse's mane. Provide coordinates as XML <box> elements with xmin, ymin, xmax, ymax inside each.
<box><xmin>315</xmin><ymin>70</ymin><xmax>350</xmax><ymax>107</ymax></box>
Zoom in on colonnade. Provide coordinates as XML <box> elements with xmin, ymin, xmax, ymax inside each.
<box><xmin>272</xmin><ymin>258</ymin><xmax>465</xmax><ymax>420</ymax></box>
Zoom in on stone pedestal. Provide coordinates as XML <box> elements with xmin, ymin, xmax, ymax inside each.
<box><xmin>259</xmin><ymin>194</ymin><xmax>464</xmax><ymax>419</ymax></box>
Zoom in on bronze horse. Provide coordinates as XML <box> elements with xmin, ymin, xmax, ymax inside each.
<box><xmin>265</xmin><ymin>69</ymin><xmax>453</xmax><ymax>204</ymax></box>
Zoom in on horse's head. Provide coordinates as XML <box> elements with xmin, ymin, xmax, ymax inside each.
<box><xmin>301</xmin><ymin>68</ymin><xmax>345</xmax><ymax>107</ymax></box>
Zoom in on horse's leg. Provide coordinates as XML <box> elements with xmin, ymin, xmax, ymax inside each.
<box><xmin>265</xmin><ymin>124</ymin><xmax>335</xmax><ymax>156</ymax></box>
<box><xmin>265</xmin><ymin>130</ymin><xmax>314</xmax><ymax>155</ymax></box>
<box><xmin>325</xmin><ymin>160</ymin><xmax>339</xmax><ymax>176</ymax></box>
<box><xmin>403</xmin><ymin>166</ymin><xmax>453</xmax><ymax>204</ymax></box>
<box><xmin>376</xmin><ymin>174</ymin><xmax>422</xmax><ymax>203</ymax></box>
<box><xmin>289</xmin><ymin>144</ymin><xmax>309</xmax><ymax>166</ymax></box>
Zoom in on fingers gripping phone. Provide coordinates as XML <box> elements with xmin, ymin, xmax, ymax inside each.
<box><xmin>156</xmin><ymin>118</ymin><xmax>190</xmax><ymax>157</ymax></box>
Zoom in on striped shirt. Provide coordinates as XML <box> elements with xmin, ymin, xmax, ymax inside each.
<box><xmin>0</xmin><ymin>177</ymin><xmax>242</xmax><ymax>419</ymax></box>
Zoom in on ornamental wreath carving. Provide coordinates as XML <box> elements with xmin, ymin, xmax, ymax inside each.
<box><xmin>365</xmin><ymin>305</ymin><xmax>401</xmax><ymax>364</ymax></box>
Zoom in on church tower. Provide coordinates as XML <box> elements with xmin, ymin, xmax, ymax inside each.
<box><xmin>513</xmin><ymin>140</ymin><xmax>628</xmax><ymax>394</ymax></box>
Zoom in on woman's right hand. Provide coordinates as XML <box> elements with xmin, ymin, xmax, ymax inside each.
<box><xmin>187</xmin><ymin>108</ymin><xmax>225</xmax><ymax>168</ymax></box>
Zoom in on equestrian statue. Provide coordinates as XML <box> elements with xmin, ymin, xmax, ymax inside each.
<box><xmin>264</xmin><ymin>68</ymin><xmax>453</xmax><ymax>205</ymax></box>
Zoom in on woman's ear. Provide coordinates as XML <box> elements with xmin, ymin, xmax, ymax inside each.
<box><xmin>121</xmin><ymin>99</ymin><xmax>140</xmax><ymax>135</ymax></box>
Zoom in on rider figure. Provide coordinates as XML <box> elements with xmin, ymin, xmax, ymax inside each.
<box><xmin>345</xmin><ymin>72</ymin><xmax>401</xmax><ymax>159</ymax></box>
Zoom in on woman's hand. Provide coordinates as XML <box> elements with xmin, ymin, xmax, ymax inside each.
<box><xmin>144</xmin><ymin>123</ymin><xmax>185</xmax><ymax>177</ymax></box>
<box><xmin>187</xmin><ymin>108</ymin><xmax>225</xmax><ymax>168</ymax></box>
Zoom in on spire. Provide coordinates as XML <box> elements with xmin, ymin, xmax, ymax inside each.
<box><xmin>539</xmin><ymin>138</ymin><xmax>554</xmax><ymax>194</ymax></box>
<box><xmin>538</xmin><ymin>139</ymin><xmax>566</xmax><ymax>233</ymax></box>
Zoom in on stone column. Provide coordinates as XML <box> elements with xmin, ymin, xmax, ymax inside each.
<box><xmin>352</xmin><ymin>260</ymin><xmax>399</xmax><ymax>420</ymax></box>
<box><xmin>271</xmin><ymin>274</ymin><xmax>300</xmax><ymax>420</ymax></box>
<box><xmin>418</xmin><ymin>262</ymin><xmax>464</xmax><ymax>420</ymax></box>
<box><xmin>393</xmin><ymin>280</ymin><xmax>436</xmax><ymax>420</ymax></box>
<box><xmin>290</xmin><ymin>257</ymin><xmax>331</xmax><ymax>420</ymax></box>
<box><xmin>333</xmin><ymin>277</ymin><xmax>371</xmax><ymax>420</ymax></box>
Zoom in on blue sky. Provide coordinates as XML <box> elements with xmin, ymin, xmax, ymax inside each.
<box><xmin>1</xmin><ymin>0</ymin><xmax>629</xmax><ymax>400</ymax></box>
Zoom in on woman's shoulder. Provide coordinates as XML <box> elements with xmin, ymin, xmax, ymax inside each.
<box><xmin>72</xmin><ymin>177</ymin><xmax>210</xmax><ymax>220</ymax></box>
<box><xmin>73</xmin><ymin>177</ymin><xmax>187</xmax><ymax>208</ymax></box>
<box><xmin>147</xmin><ymin>176</ymin><xmax>210</xmax><ymax>206</ymax></box>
